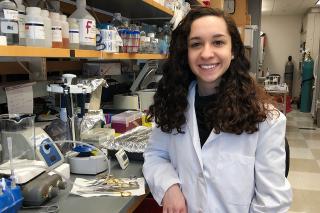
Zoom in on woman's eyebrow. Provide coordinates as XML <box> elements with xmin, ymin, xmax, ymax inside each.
<box><xmin>189</xmin><ymin>33</ymin><xmax>227</xmax><ymax>41</ymax></box>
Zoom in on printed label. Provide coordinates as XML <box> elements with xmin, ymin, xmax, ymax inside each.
<box><xmin>3</xmin><ymin>9</ymin><xmax>18</xmax><ymax>20</ymax></box>
<box><xmin>25</xmin><ymin>22</ymin><xmax>45</xmax><ymax>39</ymax></box>
<box><xmin>52</xmin><ymin>26</ymin><xmax>62</xmax><ymax>42</ymax></box>
<box><xmin>79</xmin><ymin>19</ymin><xmax>96</xmax><ymax>45</ymax></box>
<box><xmin>0</xmin><ymin>21</ymin><xmax>18</xmax><ymax>34</ymax></box>
<box><xmin>69</xmin><ymin>29</ymin><xmax>79</xmax><ymax>44</ymax></box>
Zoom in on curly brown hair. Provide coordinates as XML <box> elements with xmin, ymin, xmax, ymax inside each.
<box><xmin>148</xmin><ymin>7</ymin><xmax>274</xmax><ymax>134</ymax></box>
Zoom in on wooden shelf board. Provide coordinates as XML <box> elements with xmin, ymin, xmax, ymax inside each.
<box><xmin>74</xmin><ymin>50</ymin><xmax>167</xmax><ymax>60</ymax></box>
<box><xmin>142</xmin><ymin>0</ymin><xmax>174</xmax><ymax>16</ymax></box>
<box><xmin>101</xmin><ymin>53</ymin><xmax>168</xmax><ymax>60</ymax></box>
<box><xmin>0</xmin><ymin>46</ymin><xmax>70</xmax><ymax>58</ymax></box>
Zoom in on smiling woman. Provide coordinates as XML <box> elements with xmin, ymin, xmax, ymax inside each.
<box><xmin>143</xmin><ymin>6</ymin><xmax>292</xmax><ymax>213</ymax></box>
<box><xmin>187</xmin><ymin>15</ymin><xmax>233</xmax><ymax>96</ymax></box>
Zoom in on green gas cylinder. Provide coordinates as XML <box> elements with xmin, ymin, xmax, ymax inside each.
<box><xmin>300</xmin><ymin>52</ymin><xmax>314</xmax><ymax>112</ymax></box>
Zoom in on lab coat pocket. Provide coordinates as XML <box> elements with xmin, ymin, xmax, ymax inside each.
<box><xmin>215</xmin><ymin>152</ymin><xmax>255</xmax><ymax>205</ymax></box>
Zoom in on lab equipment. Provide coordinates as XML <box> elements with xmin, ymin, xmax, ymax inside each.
<box><xmin>0</xmin><ymin>178</ymin><xmax>23</xmax><ymax>212</ymax></box>
<box><xmin>1</xmin><ymin>126</ymin><xmax>64</xmax><ymax>169</ymax></box>
<box><xmin>130</xmin><ymin>60</ymin><xmax>161</xmax><ymax>111</ymax></box>
<box><xmin>66</xmin><ymin>144</ymin><xmax>108</xmax><ymax>175</ymax></box>
<box><xmin>21</xmin><ymin>172</ymin><xmax>65</xmax><ymax>206</ymax></box>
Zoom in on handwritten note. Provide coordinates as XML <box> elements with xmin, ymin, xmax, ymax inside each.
<box><xmin>5</xmin><ymin>82</ymin><xmax>34</xmax><ymax>114</ymax></box>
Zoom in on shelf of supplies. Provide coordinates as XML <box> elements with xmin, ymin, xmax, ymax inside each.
<box><xmin>0</xmin><ymin>46</ymin><xmax>167</xmax><ymax>60</ymax></box>
<box><xmin>73</xmin><ymin>50</ymin><xmax>167</xmax><ymax>60</ymax></box>
<box><xmin>142</xmin><ymin>0</ymin><xmax>174</xmax><ymax>16</ymax></box>
<box><xmin>0</xmin><ymin>46</ymin><xmax>70</xmax><ymax>58</ymax></box>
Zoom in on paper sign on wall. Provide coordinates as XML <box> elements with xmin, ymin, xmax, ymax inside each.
<box><xmin>5</xmin><ymin>82</ymin><xmax>34</xmax><ymax>114</ymax></box>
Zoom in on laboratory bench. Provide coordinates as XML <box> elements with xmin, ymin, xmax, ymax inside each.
<box><xmin>20</xmin><ymin>160</ymin><xmax>149</xmax><ymax>213</ymax></box>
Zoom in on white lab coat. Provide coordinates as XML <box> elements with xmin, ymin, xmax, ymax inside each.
<box><xmin>143</xmin><ymin>81</ymin><xmax>292</xmax><ymax>213</ymax></box>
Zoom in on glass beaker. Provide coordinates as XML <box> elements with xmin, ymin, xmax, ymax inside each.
<box><xmin>0</xmin><ymin>114</ymin><xmax>36</xmax><ymax>164</ymax></box>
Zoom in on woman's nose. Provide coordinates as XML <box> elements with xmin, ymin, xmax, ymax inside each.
<box><xmin>200</xmin><ymin>44</ymin><xmax>214</xmax><ymax>59</ymax></box>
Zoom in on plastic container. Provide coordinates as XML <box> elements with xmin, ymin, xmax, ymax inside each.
<box><xmin>0</xmin><ymin>179</ymin><xmax>23</xmax><ymax>213</ymax></box>
<box><xmin>69</xmin><ymin>0</ymin><xmax>96</xmax><ymax>50</ymax></box>
<box><xmin>15</xmin><ymin>0</ymin><xmax>25</xmax><ymax>45</ymax></box>
<box><xmin>68</xmin><ymin>17</ymin><xmax>79</xmax><ymax>49</ymax></box>
<box><xmin>0</xmin><ymin>0</ymin><xmax>19</xmax><ymax>45</ymax></box>
<box><xmin>40</xmin><ymin>9</ymin><xmax>52</xmax><ymax>48</ymax></box>
<box><xmin>49</xmin><ymin>12</ymin><xmax>62</xmax><ymax>48</ymax></box>
<box><xmin>60</xmin><ymin>14</ymin><xmax>69</xmax><ymax>48</ymax></box>
<box><xmin>25</xmin><ymin>7</ymin><xmax>45</xmax><ymax>47</ymax></box>
<box><xmin>111</xmin><ymin>111</ymin><xmax>142</xmax><ymax>133</ymax></box>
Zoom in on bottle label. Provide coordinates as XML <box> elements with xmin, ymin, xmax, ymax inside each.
<box><xmin>52</xmin><ymin>26</ymin><xmax>62</xmax><ymax>42</ymax></box>
<box><xmin>3</xmin><ymin>9</ymin><xmax>18</xmax><ymax>20</ymax></box>
<box><xmin>0</xmin><ymin>21</ymin><xmax>18</xmax><ymax>34</ymax></box>
<box><xmin>61</xmin><ymin>23</ymin><xmax>69</xmax><ymax>38</ymax></box>
<box><xmin>25</xmin><ymin>22</ymin><xmax>45</xmax><ymax>39</ymax></box>
<box><xmin>18</xmin><ymin>13</ymin><xmax>25</xmax><ymax>39</ymax></box>
<box><xmin>79</xmin><ymin>19</ymin><xmax>96</xmax><ymax>45</ymax></box>
<box><xmin>69</xmin><ymin>29</ymin><xmax>79</xmax><ymax>44</ymax></box>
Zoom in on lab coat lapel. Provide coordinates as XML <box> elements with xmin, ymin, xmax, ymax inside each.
<box><xmin>185</xmin><ymin>82</ymin><xmax>204</xmax><ymax>168</ymax></box>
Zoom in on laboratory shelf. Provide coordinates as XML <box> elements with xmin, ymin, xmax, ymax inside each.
<box><xmin>72</xmin><ymin>49</ymin><xmax>168</xmax><ymax>60</ymax></box>
<box><xmin>142</xmin><ymin>0</ymin><xmax>174</xmax><ymax>15</ymax></box>
<box><xmin>0</xmin><ymin>46</ymin><xmax>167</xmax><ymax>60</ymax></box>
<box><xmin>0</xmin><ymin>46</ymin><xmax>70</xmax><ymax>58</ymax></box>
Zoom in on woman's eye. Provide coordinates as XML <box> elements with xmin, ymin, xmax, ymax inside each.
<box><xmin>189</xmin><ymin>42</ymin><xmax>201</xmax><ymax>48</ymax></box>
<box><xmin>213</xmin><ymin>40</ymin><xmax>225</xmax><ymax>47</ymax></box>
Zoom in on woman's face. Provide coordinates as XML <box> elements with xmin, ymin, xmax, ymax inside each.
<box><xmin>188</xmin><ymin>15</ymin><xmax>232</xmax><ymax>96</ymax></box>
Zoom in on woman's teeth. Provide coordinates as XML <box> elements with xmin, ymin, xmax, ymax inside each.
<box><xmin>200</xmin><ymin>64</ymin><xmax>217</xmax><ymax>69</ymax></box>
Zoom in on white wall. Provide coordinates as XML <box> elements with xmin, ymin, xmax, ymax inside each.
<box><xmin>261</xmin><ymin>15</ymin><xmax>302</xmax><ymax>98</ymax></box>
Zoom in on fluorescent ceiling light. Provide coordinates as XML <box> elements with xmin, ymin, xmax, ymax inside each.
<box><xmin>317</xmin><ymin>0</ymin><xmax>320</xmax><ymax>5</ymax></box>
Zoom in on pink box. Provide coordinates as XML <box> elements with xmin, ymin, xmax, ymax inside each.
<box><xmin>111</xmin><ymin>111</ymin><xmax>142</xmax><ymax>133</ymax></box>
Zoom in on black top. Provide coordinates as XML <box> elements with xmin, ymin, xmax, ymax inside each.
<box><xmin>194</xmin><ymin>87</ymin><xmax>216</xmax><ymax>148</ymax></box>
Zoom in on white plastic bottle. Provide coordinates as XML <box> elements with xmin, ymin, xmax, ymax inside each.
<box><xmin>15</xmin><ymin>0</ymin><xmax>26</xmax><ymax>45</ymax></box>
<box><xmin>69</xmin><ymin>0</ymin><xmax>96</xmax><ymax>50</ymax></box>
<box><xmin>41</xmin><ymin>9</ymin><xmax>52</xmax><ymax>48</ymax></box>
<box><xmin>60</xmin><ymin>14</ymin><xmax>69</xmax><ymax>48</ymax></box>
<box><xmin>68</xmin><ymin>17</ymin><xmax>79</xmax><ymax>49</ymax></box>
<box><xmin>25</xmin><ymin>7</ymin><xmax>45</xmax><ymax>47</ymax></box>
<box><xmin>0</xmin><ymin>0</ymin><xmax>19</xmax><ymax>45</ymax></box>
<box><xmin>49</xmin><ymin>12</ymin><xmax>62</xmax><ymax>48</ymax></box>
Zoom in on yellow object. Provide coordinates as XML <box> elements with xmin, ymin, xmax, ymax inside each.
<box><xmin>142</xmin><ymin>114</ymin><xmax>152</xmax><ymax>127</ymax></box>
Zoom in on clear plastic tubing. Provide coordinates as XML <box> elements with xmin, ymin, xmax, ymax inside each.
<box><xmin>60</xmin><ymin>14</ymin><xmax>69</xmax><ymax>49</ymax></box>
<box><xmin>25</xmin><ymin>7</ymin><xmax>45</xmax><ymax>47</ymax></box>
<box><xmin>41</xmin><ymin>9</ymin><xmax>52</xmax><ymax>48</ymax></box>
<box><xmin>68</xmin><ymin>17</ymin><xmax>80</xmax><ymax>49</ymax></box>
<box><xmin>49</xmin><ymin>12</ymin><xmax>63</xmax><ymax>48</ymax></box>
